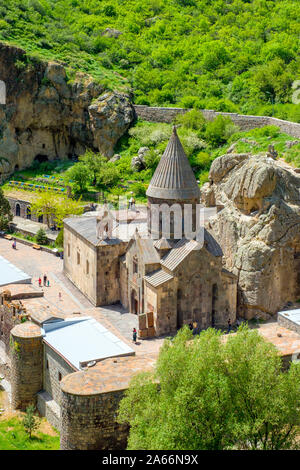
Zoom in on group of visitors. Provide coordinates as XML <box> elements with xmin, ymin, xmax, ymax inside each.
<box><xmin>38</xmin><ymin>274</ymin><xmax>49</xmax><ymax>287</ymax></box>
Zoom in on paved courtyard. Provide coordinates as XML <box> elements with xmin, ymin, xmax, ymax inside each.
<box><xmin>0</xmin><ymin>238</ymin><xmax>164</xmax><ymax>357</ymax></box>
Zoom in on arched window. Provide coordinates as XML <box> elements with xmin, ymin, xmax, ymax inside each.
<box><xmin>15</xmin><ymin>203</ymin><xmax>21</xmax><ymax>217</ymax></box>
<box><xmin>26</xmin><ymin>206</ymin><xmax>31</xmax><ymax>219</ymax></box>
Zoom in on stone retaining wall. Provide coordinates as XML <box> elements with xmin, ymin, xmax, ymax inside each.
<box><xmin>278</xmin><ymin>312</ymin><xmax>300</xmax><ymax>335</ymax></box>
<box><xmin>37</xmin><ymin>390</ymin><xmax>60</xmax><ymax>432</ymax></box>
<box><xmin>60</xmin><ymin>389</ymin><xmax>128</xmax><ymax>450</ymax></box>
<box><xmin>133</xmin><ymin>105</ymin><xmax>300</xmax><ymax>138</ymax></box>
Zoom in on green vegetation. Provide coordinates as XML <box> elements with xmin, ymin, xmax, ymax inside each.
<box><xmin>0</xmin><ymin>187</ymin><xmax>12</xmax><ymax>230</ymax></box>
<box><xmin>35</xmin><ymin>227</ymin><xmax>48</xmax><ymax>245</ymax></box>
<box><xmin>1</xmin><ymin>0</ymin><xmax>300</xmax><ymax>119</ymax></box>
<box><xmin>118</xmin><ymin>325</ymin><xmax>300</xmax><ymax>450</ymax></box>
<box><xmin>30</xmin><ymin>190</ymin><xmax>84</xmax><ymax>228</ymax></box>
<box><xmin>22</xmin><ymin>405</ymin><xmax>39</xmax><ymax>439</ymax></box>
<box><xmin>0</xmin><ymin>416</ymin><xmax>59</xmax><ymax>450</ymax></box>
<box><xmin>1</xmin><ymin>116</ymin><xmax>299</xmax><ymax>205</ymax></box>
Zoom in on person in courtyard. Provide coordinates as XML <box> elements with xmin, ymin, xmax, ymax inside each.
<box><xmin>38</xmin><ymin>277</ymin><xmax>42</xmax><ymax>287</ymax></box>
<box><xmin>132</xmin><ymin>328</ymin><xmax>137</xmax><ymax>344</ymax></box>
<box><xmin>47</xmin><ymin>279</ymin><xmax>50</xmax><ymax>287</ymax></box>
<box><xmin>43</xmin><ymin>274</ymin><xmax>47</xmax><ymax>286</ymax></box>
<box><xmin>12</xmin><ymin>239</ymin><xmax>16</xmax><ymax>249</ymax></box>
<box><xmin>59</xmin><ymin>292</ymin><xmax>62</xmax><ymax>301</ymax></box>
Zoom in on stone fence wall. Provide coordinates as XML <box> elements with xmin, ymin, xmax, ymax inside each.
<box><xmin>133</xmin><ymin>105</ymin><xmax>300</xmax><ymax>139</ymax></box>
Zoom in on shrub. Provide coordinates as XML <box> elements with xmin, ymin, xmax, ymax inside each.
<box><xmin>35</xmin><ymin>228</ymin><xmax>47</xmax><ymax>245</ymax></box>
<box><xmin>55</xmin><ymin>229</ymin><xmax>64</xmax><ymax>248</ymax></box>
<box><xmin>205</xmin><ymin>115</ymin><xmax>233</xmax><ymax>147</ymax></box>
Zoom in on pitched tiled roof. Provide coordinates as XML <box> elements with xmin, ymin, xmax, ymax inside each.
<box><xmin>136</xmin><ymin>237</ymin><xmax>161</xmax><ymax>264</ymax></box>
<box><xmin>146</xmin><ymin>127</ymin><xmax>200</xmax><ymax>200</ymax></box>
<box><xmin>144</xmin><ymin>269</ymin><xmax>174</xmax><ymax>287</ymax></box>
<box><xmin>160</xmin><ymin>238</ymin><xmax>200</xmax><ymax>271</ymax></box>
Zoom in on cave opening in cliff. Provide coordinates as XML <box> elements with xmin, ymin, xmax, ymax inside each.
<box><xmin>34</xmin><ymin>154</ymin><xmax>49</xmax><ymax>163</ymax></box>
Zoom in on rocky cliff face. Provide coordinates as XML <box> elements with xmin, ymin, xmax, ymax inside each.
<box><xmin>0</xmin><ymin>44</ymin><xmax>134</xmax><ymax>178</ymax></box>
<box><xmin>202</xmin><ymin>153</ymin><xmax>300</xmax><ymax>320</ymax></box>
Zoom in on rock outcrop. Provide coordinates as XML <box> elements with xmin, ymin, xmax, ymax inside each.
<box><xmin>0</xmin><ymin>44</ymin><xmax>134</xmax><ymax>178</ymax></box>
<box><xmin>202</xmin><ymin>153</ymin><xmax>300</xmax><ymax>319</ymax></box>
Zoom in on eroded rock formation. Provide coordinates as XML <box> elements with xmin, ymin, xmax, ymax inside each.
<box><xmin>0</xmin><ymin>44</ymin><xmax>134</xmax><ymax>178</ymax></box>
<box><xmin>202</xmin><ymin>153</ymin><xmax>300</xmax><ymax>319</ymax></box>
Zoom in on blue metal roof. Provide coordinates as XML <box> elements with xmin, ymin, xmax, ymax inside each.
<box><xmin>0</xmin><ymin>255</ymin><xmax>32</xmax><ymax>287</ymax></box>
<box><xmin>42</xmin><ymin>317</ymin><xmax>135</xmax><ymax>370</ymax></box>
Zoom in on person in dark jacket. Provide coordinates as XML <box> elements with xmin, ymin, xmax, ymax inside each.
<box><xmin>132</xmin><ymin>328</ymin><xmax>137</xmax><ymax>344</ymax></box>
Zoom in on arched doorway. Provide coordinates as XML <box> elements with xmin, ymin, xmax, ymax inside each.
<box><xmin>38</xmin><ymin>215</ymin><xmax>43</xmax><ymax>223</ymax></box>
<box><xmin>130</xmin><ymin>289</ymin><xmax>139</xmax><ymax>315</ymax></box>
<box><xmin>26</xmin><ymin>206</ymin><xmax>31</xmax><ymax>220</ymax></box>
<box><xmin>15</xmin><ymin>203</ymin><xmax>20</xmax><ymax>217</ymax></box>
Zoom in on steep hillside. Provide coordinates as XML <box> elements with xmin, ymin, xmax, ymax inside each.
<box><xmin>0</xmin><ymin>0</ymin><xmax>299</xmax><ymax>119</ymax></box>
<box><xmin>0</xmin><ymin>43</ymin><xmax>134</xmax><ymax>177</ymax></box>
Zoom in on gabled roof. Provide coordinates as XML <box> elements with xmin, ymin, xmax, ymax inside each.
<box><xmin>144</xmin><ymin>269</ymin><xmax>174</xmax><ymax>288</ymax></box>
<box><xmin>160</xmin><ymin>229</ymin><xmax>223</xmax><ymax>272</ymax></box>
<box><xmin>135</xmin><ymin>236</ymin><xmax>161</xmax><ymax>265</ymax></box>
<box><xmin>146</xmin><ymin>127</ymin><xmax>200</xmax><ymax>200</ymax></box>
<box><xmin>153</xmin><ymin>237</ymin><xmax>173</xmax><ymax>250</ymax></box>
<box><xmin>160</xmin><ymin>238</ymin><xmax>200</xmax><ymax>271</ymax></box>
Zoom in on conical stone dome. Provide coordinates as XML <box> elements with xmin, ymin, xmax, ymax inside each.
<box><xmin>146</xmin><ymin>127</ymin><xmax>200</xmax><ymax>201</ymax></box>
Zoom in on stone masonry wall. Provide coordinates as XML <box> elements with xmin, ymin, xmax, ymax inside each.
<box><xmin>278</xmin><ymin>313</ymin><xmax>300</xmax><ymax>335</ymax></box>
<box><xmin>10</xmin><ymin>327</ymin><xmax>43</xmax><ymax>410</ymax></box>
<box><xmin>43</xmin><ymin>343</ymin><xmax>75</xmax><ymax>405</ymax></box>
<box><xmin>134</xmin><ymin>105</ymin><xmax>300</xmax><ymax>138</ymax></box>
<box><xmin>60</xmin><ymin>389</ymin><xmax>129</xmax><ymax>450</ymax></box>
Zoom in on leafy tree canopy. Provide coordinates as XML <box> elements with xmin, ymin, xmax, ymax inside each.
<box><xmin>118</xmin><ymin>325</ymin><xmax>300</xmax><ymax>450</ymax></box>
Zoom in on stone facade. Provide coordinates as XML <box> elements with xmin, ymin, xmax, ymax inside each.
<box><xmin>60</xmin><ymin>386</ymin><xmax>128</xmax><ymax>450</ymax></box>
<box><xmin>10</xmin><ymin>322</ymin><xmax>43</xmax><ymax>410</ymax></box>
<box><xmin>64</xmin><ymin>221</ymin><xmax>128</xmax><ymax>306</ymax></box>
<box><xmin>0</xmin><ymin>291</ymin><xmax>27</xmax><ymax>351</ymax></box>
<box><xmin>7</xmin><ymin>196</ymin><xmax>43</xmax><ymax>223</ymax></box>
<box><xmin>134</xmin><ymin>105</ymin><xmax>300</xmax><ymax>139</ymax></box>
<box><xmin>43</xmin><ymin>343</ymin><xmax>76</xmax><ymax>405</ymax></box>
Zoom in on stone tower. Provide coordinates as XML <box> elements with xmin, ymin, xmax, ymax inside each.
<box><xmin>10</xmin><ymin>322</ymin><xmax>43</xmax><ymax>410</ymax></box>
<box><xmin>146</xmin><ymin>126</ymin><xmax>200</xmax><ymax>239</ymax></box>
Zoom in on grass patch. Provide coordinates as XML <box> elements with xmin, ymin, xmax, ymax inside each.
<box><xmin>0</xmin><ymin>416</ymin><xmax>59</xmax><ymax>450</ymax></box>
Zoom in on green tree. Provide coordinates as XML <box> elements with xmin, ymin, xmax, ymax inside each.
<box><xmin>67</xmin><ymin>162</ymin><xmax>90</xmax><ymax>194</ymax></box>
<box><xmin>35</xmin><ymin>227</ymin><xmax>47</xmax><ymax>245</ymax></box>
<box><xmin>30</xmin><ymin>191</ymin><xmax>58</xmax><ymax>228</ymax></box>
<box><xmin>0</xmin><ymin>188</ymin><xmax>12</xmax><ymax>230</ymax></box>
<box><xmin>118</xmin><ymin>326</ymin><xmax>300</xmax><ymax>450</ymax></box>
<box><xmin>22</xmin><ymin>404</ymin><xmax>39</xmax><ymax>439</ymax></box>
<box><xmin>78</xmin><ymin>152</ymin><xmax>107</xmax><ymax>186</ymax></box>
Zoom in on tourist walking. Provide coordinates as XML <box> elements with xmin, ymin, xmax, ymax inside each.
<box><xmin>132</xmin><ymin>328</ymin><xmax>137</xmax><ymax>344</ymax></box>
<box><xmin>43</xmin><ymin>274</ymin><xmax>47</xmax><ymax>286</ymax></box>
<box><xmin>12</xmin><ymin>239</ymin><xmax>16</xmax><ymax>249</ymax></box>
<box><xmin>47</xmin><ymin>279</ymin><xmax>50</xmax><ymax>287</ymax></box>
<box><xmin>38</xmin><ymin>277</ymin><xmax>42</xmax><ymax>287</ymax></box>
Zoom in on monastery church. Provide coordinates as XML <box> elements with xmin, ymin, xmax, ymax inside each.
<box><xmin>64</xmin><ymin>128</ymin><xmax>237</xmax><ymax>337</ymax></box>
